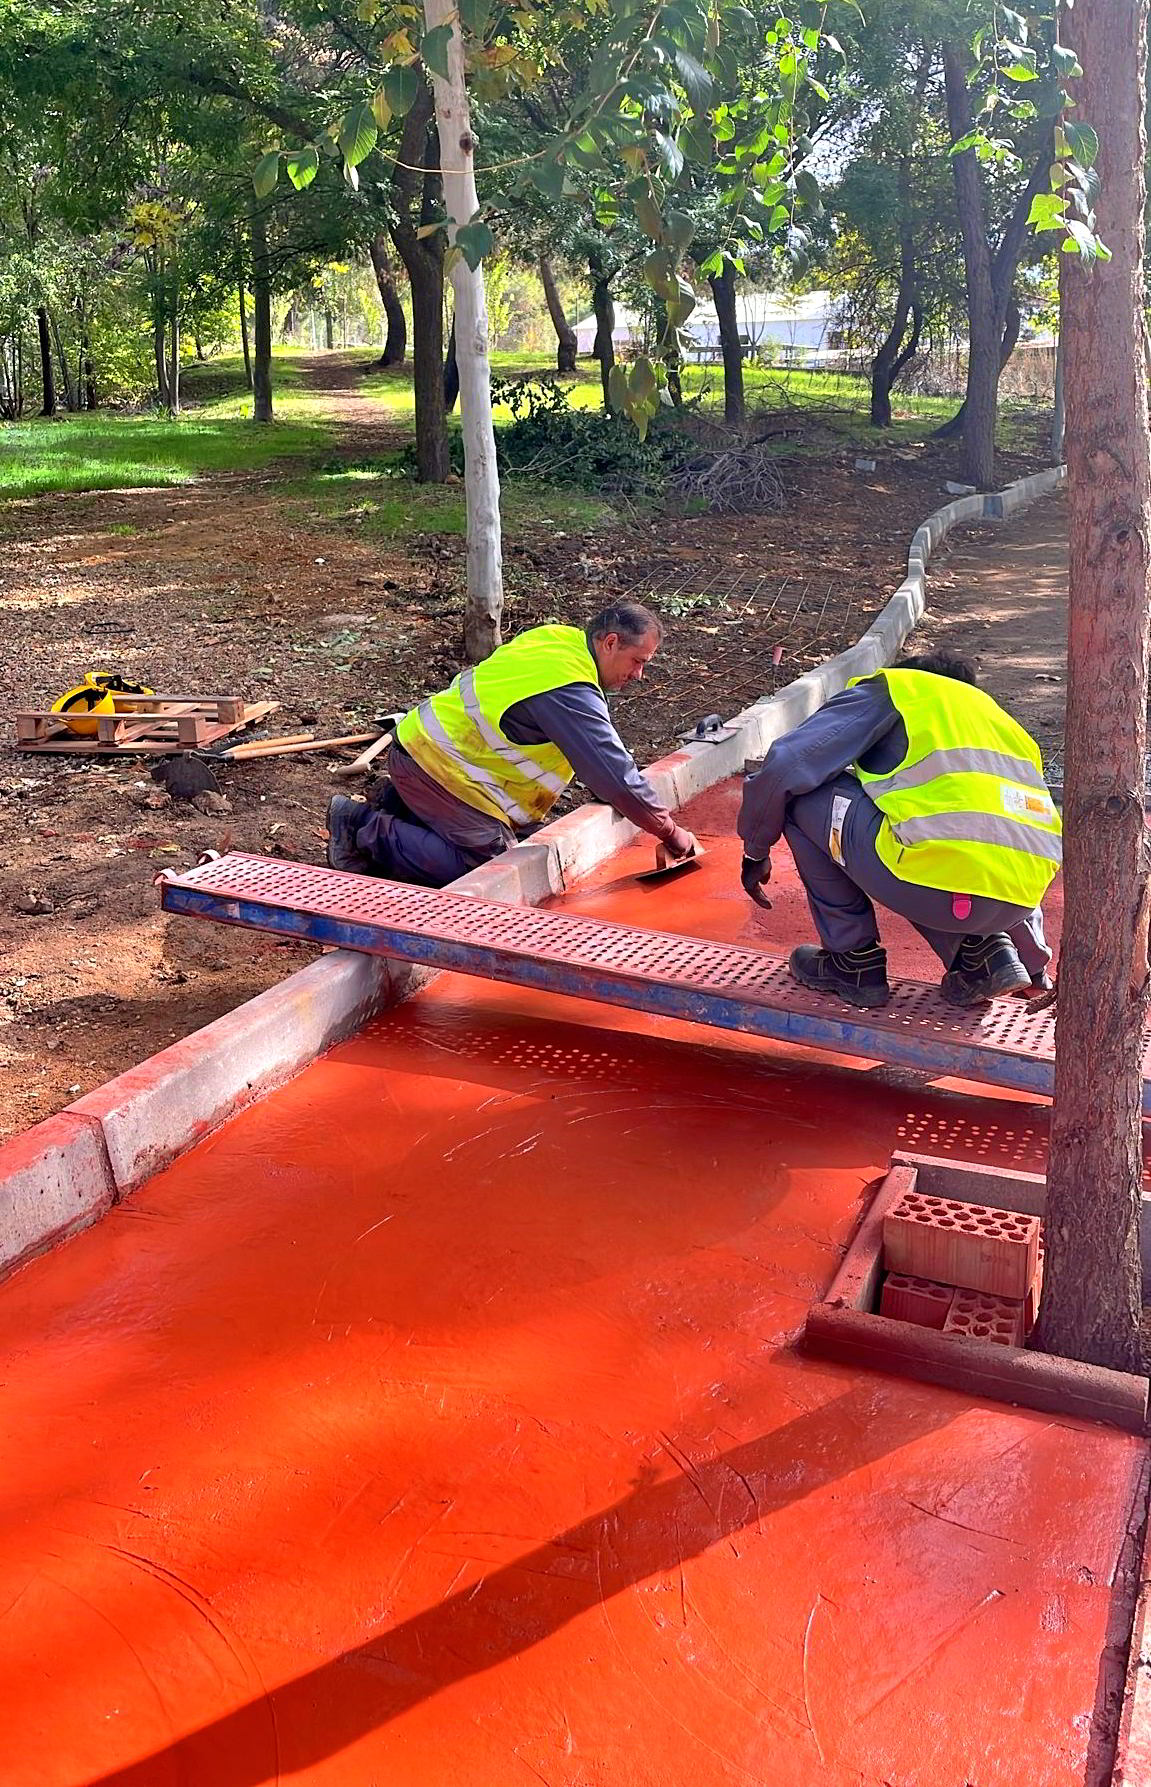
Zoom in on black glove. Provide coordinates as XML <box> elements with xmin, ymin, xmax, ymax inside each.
<box><xmin>740</xmin><ymin>854</ymin><xmax>773</xmax><ymax>909</ymax></box>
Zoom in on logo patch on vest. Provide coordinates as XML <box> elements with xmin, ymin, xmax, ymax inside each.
<box><xmin>1001</xmin><ymin>783</ymin><xmax>1055</xmax><ymax>822</ymax></box>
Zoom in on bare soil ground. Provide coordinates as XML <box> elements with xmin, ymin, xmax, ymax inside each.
<box><xmin>0</xmin><ymin>355</ymin><xmax>1056</xmax><ymax>1139</ymax></box>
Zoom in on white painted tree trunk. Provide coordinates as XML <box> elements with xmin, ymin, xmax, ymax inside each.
<box><xmin>422</xmin><ymin>0</ymin><xmax>504</xmax><ymax>661</ymax></box>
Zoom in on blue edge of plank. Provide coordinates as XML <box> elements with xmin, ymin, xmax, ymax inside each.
<box><xmin>159</xmin><ymin>884</ymin><xmax>1118</xmax><ymax>1111</ymax></box>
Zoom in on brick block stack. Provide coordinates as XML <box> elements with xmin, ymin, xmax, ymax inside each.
<box><xmin>877</xmin><ymin>1188</ymin><xmax>1043</xmax><ymax>1347</ymax></box>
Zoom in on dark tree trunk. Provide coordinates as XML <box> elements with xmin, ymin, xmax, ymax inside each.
<box><xmin>250</xmin><ymin>203</ymin><xmax>273</xmax><ymax>424</ymax></box>
<box><xmin>49</xmin><ymin>312</ymin><xmax>77</xmax><ymax>410</ymax></box>
<box><xmin>940</xmin><ymin>47</ymin><xmax>1052</xmax><ymax>479</ymax></box>
<box><xmin>389</xmin><ymin>83</ymin><xmax>449</xmax><ymax>482</ymax></box>
<box><xmin>238</xmin><ymin>277</ymin><xmax>252</xmax><ymax>390</ymax></box>
<box><xmin>870</xmin><ymin>156</ymin><xmax>923</xmax><ymax>428</ymax></box>
<box><xmin>167</xmin><ymin>275</ymin><xmax>180</xmax><ymax>417</ymax></box>
<box><xmin>369</xmin><ymin>233</ymin><xmax>407</xmax><ymax>367</ymax></box>
<box><xmin>1033</xmin><ymin>0</ymin><xmax>1149</xmax><ymax>1372</ymax></box>
<box><xmin>36</xmin><ymin>305</ymin><xmax>56</xmax><ymax>416</ymax></box>
<box><xmin>324</xmin><ymin>308</ymin><xmax>334</xmax><ymax>351</ymax></box>
<box><xmin>194</xmin><ymin>329</ymin><xmax>206</xmax><ymax>361</ymax></box>
<box><xmin>942</xmin><ymin>41</ymin><xmax>1000</xmax><ymax>487</ymax></box>
<box><xmin>539</xmin><ymin>255</ymin><xmax>577</xmax><ymax>373</ymax></box>
<box><xmin>82</xmin><ymin>332</ymin><xmax>97</xmax><ymax>409</ymax></box>
<box><xmin>444</xmin><ymin>314</ymin><xmax>459</xmax><ymax>413</ymax></box>
<box><xmin>707</xmin><ymin>257</ymin><xmax>745</xmax><ymax>425</ymax></box>
<box><xmin>591</xmin><ymin>267</ymin><xmax>615</xmax><ymax>410</ymax></box>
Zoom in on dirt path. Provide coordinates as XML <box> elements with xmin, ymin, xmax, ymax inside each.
<box><xmin>917</xmin><ymin>490</ymin><xmax>1069</xmax><ymax>766</ymax></box>
<box><xmin>0</xmin><ymin>359</ymin><xmax>1056</xmax><ymax>1140</ymax></box>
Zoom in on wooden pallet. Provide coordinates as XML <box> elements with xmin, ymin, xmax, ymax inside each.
<box><xmin>15</xmin><ymin>694</ymin><xmax>280</xmax><ymax>755</ymax></box>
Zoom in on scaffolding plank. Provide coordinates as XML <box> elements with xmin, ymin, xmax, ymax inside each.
<box><xmin>159</xmin><ymin>853</ymin><xmax>1140</xmax><ymax>1108</ymax></box>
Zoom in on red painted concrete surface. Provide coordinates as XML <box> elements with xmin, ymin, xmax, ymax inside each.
<box><xmin>0</xmin><ymin>780</ymin><xmax>1143</xmax><ymax>1787</ymax></box>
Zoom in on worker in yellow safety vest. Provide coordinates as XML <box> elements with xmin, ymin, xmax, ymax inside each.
<box><xmin>737</xmin><ymin>649</ymin><xmax>1061</xmax><ymax>1009</ymax></box>
<box><xmin>327</xmin><ymin>602</ymin><xmax>699</xmax><ymax>886</ymax></box>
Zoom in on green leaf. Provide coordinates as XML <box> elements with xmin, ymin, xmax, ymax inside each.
<box><xmin>631</xmin><ymin>355</ymin><xmax>658</xmax><ymax>401</ymax></box>
<box><xmin>608</xmin><ymin>363</ymin><xmax>628</xmax><ymax>413</ymax></box>
<box><xmin>673</xmin><ymin>46</ymin><xmax>713</xmax><ymax>107</ymax></box>
<box><xmin>653</xmin><ymin>132</ymin><xmax>684</xmax><ymax>180</ymax></box>
<box><xmin>421</xmin><ymin>22</ymin><xmax>454</xmax><ymax>81</ymax></box>
<box><xmin>372</xmin><ymin>88</ymin><xmax>393</xmax><ymax>131</ymax></box>
<box><xmin>383</xmin><ymin>63</ymin><xmax>421</xmax><ymax>116</ymax></box>
<box><xmin>1003</xmin><ymin>59</ymin><xmax>1037</xmax><ymax>83</ymax></box>
<box><xmin>285</xmin><ymin>145</ymin><xmax>319</xmax><ymax>190</ymax></box>
<box><xmin>949</xmin><ymin>131</ymin><xmax>982</xmax><ymax>156</ymax></box>
<box><xmin>635</xmin><ymin>191</ymin><xmax>664</xmax><ymax>241</ymax></box>
<box><xmin>339</xmin><ymin>103</ymin><xmax>378</xmax><ymax>168</ymax></box>
<box><xmin>643</xmin><ymin>248</ymin><xmax>679</xmax><ymax>299</ymax></box>
<box><xmin>459</xmin><ymin>0</ymin><xmax>491</xmax><ymax>36</ymax></box>
<box><xmin>1027</xmin><ymin>191</ymin><xmax>1066</xmax><ymax>233</ymax></box>
<box><xmin>1062</xmin><ymin>218</ymin><xmax>1107</xmax><ymax>263</ymax></box>
<box><xmin>1052</xmin><ymin>43</ymin><xmax>1083</xmax><ymax>80</ymax></box>
<box><xmin>344</xmin><ymin>160</ymin><xmax>360</xmax><ymax>191</ymax></box>
<box><xmin>794</xmin><ymin>167</ymin><xmax>821</xmax><ymax>210</ymax></box>
<box><xmin>252</xmin><ymin>151</ymin><xmax>281</xmax><ymax>198</ymax></box>
<box><xmin>1065</xmin><ymin>122</ymin><xmax>1099</xmax><ymax>169</ymax></box>
<box><xmin>454</xmin><ymin>219</ymin><xmax>494</xmax><ymax>270</ymax></box>
<box><xmin>662</xmin><ymin>207</ymin><xmax>695</xmax><ymax>251</ymax></box>
<box><xmin>530</xmin><ymin>154</ymin><xmax>566</xmax><ymax>201</ymax></box>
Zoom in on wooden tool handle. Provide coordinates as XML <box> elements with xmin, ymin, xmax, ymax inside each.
<box><xmin>332</xmin><ymin>730</ymin><xmax>394</xmax><ymax>779</ymax></box>
<box><xmin>226</xmin><ymin>731</ymin><xmax>377</xmax><ymax>761</ymax></box>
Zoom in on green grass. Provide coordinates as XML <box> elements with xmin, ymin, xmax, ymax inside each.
<box><xmin>0</xmin><ymin>350</ymin><xmax>332</xmax><ymax>500</ymax></box>
<box><xmin>285</xmin><ymin>460</ymin><xmax>614</xmax><ymax>539</ymax></box>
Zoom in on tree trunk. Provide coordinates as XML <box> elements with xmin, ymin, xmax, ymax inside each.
<box><xmin>591</xmin><ymin>268</ymin><xmax>615</xmax><ymax>410</ymax></box>
<box><xmin>942</xmin><ymin>40</ymin><xmax>999</xmax><ymax>487</ymax></box>
<box><xmin>708</xmin><ymin>258</ymin><xmax>745</xmax><ymax>425</ymax></box>
<box><xmin>1051</xmin><ymin>327</ymin><xmax>1065</xmax><ymax>462</ymax></box>
<box><xmin>167</xmin><ymin>273</ymin><xmax>180</xmax><ymax>417</ymax></box>
<box><xmin>194</xmin><ymin>329</ymin><xmax>206</xmax><ymax>362</ymax></box>
<box><xmin>36</xmin><ymin>306</ymin><xmax>56</xmax><ymax>416</ymax></box>
<box><xmin>369</xmin><ymin>233</ymin><xmax>407</xmax><ymax>366</ymax></box>
<box><xmin>49</xmin><ymin>311</ymin><xmax>77</xmax><ymax>410</ymax></box>
<box><xmin>324</xmin><ymin>307</ymin><xmax>334</xmax><ymax>350</ymax></box>
<box><xmin>238</xmin><ymin>275</ymin><xmax>252</xmax><ymax>390</ymax></box>
<box><xmin>250</xmin><ymin>202</ymin><xmax>273</xmax><ymax>424</ymax></box>
<box><xmin>423</xmin><ymin>0</ymin><xmax>504</xmax><ymax>661</ymax></box>
<box><xmin>390</xmin><ymin>82</ymin><xmax>450</xmax><ymax>483</ymax></box>
<box><xmin>82</xmin><ymin>330</ymin><xmax>97</xmax><ymax>409</ymax></box>
<box><xmin>1032</xmin><ymin>0</ymin><xmax>1150</xmax><ymax>1372</ymax></box>
<box><xmin>539</xmin><ymin>255</ymin><xmax>577</xmax><ymax>373</ymax></box>
<box><xmin>443</xmin><ymin>313</ymin><xmax>459</xmax><ymax>413</ymax></box>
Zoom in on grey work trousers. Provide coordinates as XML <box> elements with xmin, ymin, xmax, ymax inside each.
<box><xmin>783</xmin><ymin>774</ymin><xmax>1052</xmax><ymax>975</ymax></box>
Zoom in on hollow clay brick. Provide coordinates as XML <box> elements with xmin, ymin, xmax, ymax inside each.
<box><xmin>879</xmin><ymin>1272</ymin><xmax>955</xmax><ymax>1330</ymax></box>
<box><xmin>883</xmin><ymin>1190</ymin><xmax>1039</xmax><ymax>1299</ymax></box>
<box><xmin>943</xmin><ymin>1289</ymin><xmax>1026</xmax><ymax>1348</ymax></box>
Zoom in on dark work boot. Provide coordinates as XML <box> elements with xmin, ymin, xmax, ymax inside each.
<box><xmin>325</xmin><ymin>795</ymin><xmax>371</xmax><ymax>874</ymax></box>
<box><xmin>789</xmin><ymin>943</ymin><xmax>891</xmax><ymax>1010</ymax></box>
<box><xmin>940</xmin><ymin>933</ymin><xmax>1031</xmax><ymax>1006</ymax></box>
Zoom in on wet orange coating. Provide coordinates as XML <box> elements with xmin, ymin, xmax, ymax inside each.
<box><xmin>0</xmin><ymin>782</ymin><xmax>1139</xmax><ymax>1787</ymax></box>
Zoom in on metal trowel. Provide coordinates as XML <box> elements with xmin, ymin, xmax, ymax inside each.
<box><xmin>634</xmin><ymin>843</ymin><xmax>706</xmax><ymax>884</ymax></box>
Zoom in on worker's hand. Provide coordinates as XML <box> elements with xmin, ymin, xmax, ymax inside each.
<box><xmin>740</xmin><ymin>853</ymin><xmax>773</xmax><ymax>909</ymax></box>
<box><xmin>664</xmin><ymin>826</ymin><xmax>701</xmax><ymax>861</ymax></box>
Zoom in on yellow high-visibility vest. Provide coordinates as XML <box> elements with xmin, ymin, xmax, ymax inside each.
<box><xmin>848</xmin><ymin>669</ymin><xmax>1062</xmax><ymax>906</ymax></box>
<box><xmin>396</xmin><ymin>624</ymin><xmax>600</xmax><ymax>828</ymax></box>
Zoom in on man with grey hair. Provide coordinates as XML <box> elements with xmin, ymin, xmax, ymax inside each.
<box><xmin>327</xmin><ymin>601</ymin><xmax>699</xmax><ymax>886</ymax></box>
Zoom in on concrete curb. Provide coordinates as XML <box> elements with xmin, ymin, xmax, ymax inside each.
<box><xmin>1</xmin><ymin>462</ymin><xmax>1067</xmax><ymax>1272</ymax></box>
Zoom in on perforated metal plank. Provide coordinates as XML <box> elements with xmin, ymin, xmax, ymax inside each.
<box><xmin>160</xmin><ymin>853</ymin><xmax>1148</xmax><ymax>1107</ymax></box>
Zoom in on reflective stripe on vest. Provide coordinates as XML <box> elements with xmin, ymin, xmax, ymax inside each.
<box><xmin>457</xmin><ymin>669</ymin><xmax>569</xmax><ymax>799</ymax></box>
<box><xmin>848</xmin><ymin>669</ymin><xmax>1061</xmax><ymax>906</ymax></box>
<box><xmin>396</xmin><ymin>624</ymin><xmax>601</xmax><ymax>828</ymax></box>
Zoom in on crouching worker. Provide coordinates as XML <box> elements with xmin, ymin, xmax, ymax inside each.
<box><xmin>327</xmin><ymin>602</ymin><xmax>699</xmax><ymax>887</ymax></box>
<box><xmin>737</xmin><ymin>650</ymin><xmax>1060</xmax><ymax>1009</ymax></box>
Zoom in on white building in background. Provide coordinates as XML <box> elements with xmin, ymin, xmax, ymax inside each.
<box><xmin>570</xmin><ymin>290</ymin><xmax>844</xmax><ymax>365</ymax></box>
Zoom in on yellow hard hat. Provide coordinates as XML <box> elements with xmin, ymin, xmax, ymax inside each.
<box><xmin>52</xmin><ymin>673</ymin><xmax>154</xmax><ymax>737</ymax></box>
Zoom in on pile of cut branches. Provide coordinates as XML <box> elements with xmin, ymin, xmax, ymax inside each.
<box><xmin>670</xmin><ymin>441</ymin><xmax>787</xmax><ymax>514</ymax></box>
